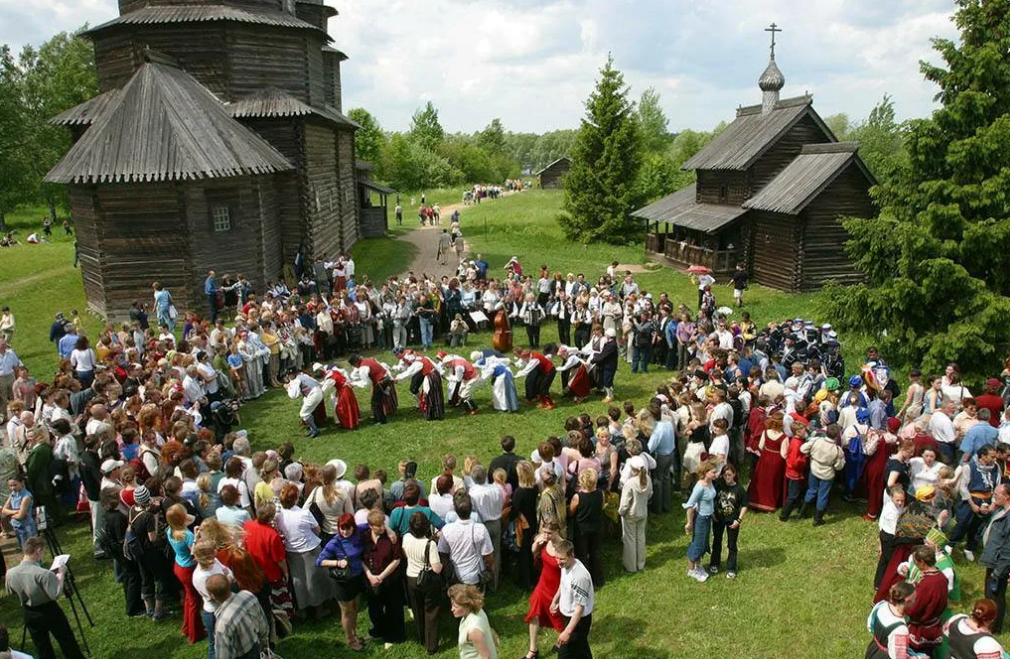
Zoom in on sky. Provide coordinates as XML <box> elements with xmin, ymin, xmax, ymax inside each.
<box><xmin>0</xmin><ymin>0</ymin><xmax>960</xmax><ymax>134</ymax></box>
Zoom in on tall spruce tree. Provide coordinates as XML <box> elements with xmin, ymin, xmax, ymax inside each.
<box><xmin>820</xmin><ymin>0</ymin><xmax>1010</xmax><ymax>378</ymax></box>
<box><xmin>561</xmin><ymin>55</ymin><xmax>642</xmax><ymax>243</ymax></box>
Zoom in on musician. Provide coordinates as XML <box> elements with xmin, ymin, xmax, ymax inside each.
<box><xmin>348</xmin><ymin>354</ymin><xmax>398</xmax><ymax>425</ymax></box>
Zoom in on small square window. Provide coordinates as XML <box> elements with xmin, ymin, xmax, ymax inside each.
<box><xmin>212</xmin><ymin>206</ymin><xmax>231</xmax><ymax>232</ymax></box>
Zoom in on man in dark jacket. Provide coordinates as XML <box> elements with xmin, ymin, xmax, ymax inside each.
<box><xmin>80</xmin><ymin>435</ymin><xmax>105</xmax><ymax>558</ymax></box>
<box><xmin>981</xmin><ymin>483</ymin><xmax>1010</xmax><ymax>632</ymax></box>
<box><xmin>591</xmin><ymin>328</ymin><xmax>619</xmax><ymax>403</ymax></box>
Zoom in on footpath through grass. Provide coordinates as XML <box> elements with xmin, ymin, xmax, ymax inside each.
<box><xmin>0</xmin><ymin>193</ymin><xmax>990</xmax><ymax>658</ymax></box>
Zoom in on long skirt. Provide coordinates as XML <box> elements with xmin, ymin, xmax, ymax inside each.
<box><xmin>334</xmin><ymin>385</ymin><xmax>361</xmax><ymax>429</ymax></box>
<box><xmin>747</xmin><ymin>452</ymin><xmax>786</xmax><ymax>512</ymax></box>
<box><xmin>567</xmin><ymin>364</ymin><xmax>591</xmax><ymax>398</ymax></box>
<box><xmin>411</xmin><ymin>371</ymin><xmax>445</xmax><ymax>420</ymax></box>
<box><xmin>873</xmin><ymin>544</ymin><xmax>915</xmax><ymax>604</ymax></box>
<box><xmin>862</xmin><ymin>444</ymin><xmax>894</xmax><ymax>519</ymax></box>
<box><xmin>287</xmin><ymin>547</ymin><xmax>336</xmax><ymax>610</ymax></box>
<box><xmin>245</xmin><ymin>358</ymin><xmax>264</xmax><ymax>397</ymax></box>
<box><xmin>491</xmin><ymin>371</ymin><xmax>520</xmax><ymax>412</ymax></box>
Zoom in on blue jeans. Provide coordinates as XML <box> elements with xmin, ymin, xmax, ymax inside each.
<box><xmin>687</xmin><ymin>514</ymin><xmax>712</xmax><ymax>562</ymax></box>
<box><xmin>202</xmin><ymin>610</ymin><xmax>216</xmax><ymax>659</ymax></box>
<box><xmin>419</xmin><ymin>317</ymin><xmax>433</xmax><ymax>348</ymax></box>
<box><xmin>804</xmin><ymin>473</ymin><xmax>833</xmax><ymax>512</ymax></box>
<box><xmin>13</xmin><ymin>524</ymin><xmax>33</xmax><ymax>550</ymax></box>
<box><xmin>632</xmin><ymin>345</ymin><xmax>651</xmax><ymax>373</ymax></box>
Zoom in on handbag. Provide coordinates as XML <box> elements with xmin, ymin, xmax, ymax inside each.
<box><xmin>327</xmin><ymin>541</ymin><xmax>353</xmax><ymax>582</ymax></box>
<box><xmin>414</xmin><ymin>539</ymin><xmax>443</xmax><ymax>595</ymax></box>
<box><xmin>168</xmin><ymin>304</ymin><xmax>178</xmax><ymax>320</ymax></box>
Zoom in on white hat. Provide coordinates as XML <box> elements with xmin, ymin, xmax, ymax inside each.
<box><xmin>312</xmin><ymin>362</ymin><xmax>324</xmax><ymax>372</ymax></box>
<box><xmin>605</xmin><ymin>328</ymin><xmax>617</xmax><ymax>338</ymax></box>
<box><xmin>470</xmin><ymin>351</ymin><xmax>483</xmax><ymax>362</ymax></box>
<box><xmin>326</xmin><ymin>459</ymin><xmax>348</xmax><ymax>479</ymax></box>
<box><xmin>101</xmin><ymin>459</ymin><xmax>124</xmax><ymax>475</ymax></box>
<box><xmin>628</xmin><ymin>455</ymin><xmax>646</xmax><ymax>471</ymax></box>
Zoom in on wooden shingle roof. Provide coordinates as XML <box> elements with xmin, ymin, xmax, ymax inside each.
<box><xmin>682</xmin><ymin>96</ymin><xmax>832</xmax><ymax>171</ymax></box>
<box><xmin>534</xmin><ymin>156</ymin><xmax>571</xmax><ymax>177</ymax></box>
<box><xmin>46</xmin><ymin>63</ymin><xmax>293</xmax><ymax>185</ymax></box>
<box><xmin>83</xmin><ymin>6</ymin><xmax>326</xmax><ymax>36</ymax></box>
<box><xmin>631</xmin><ymin>183</ymin><xmax>748</xmax><ymax>234</ymax></box>
<box><xmin>742</xmin><ymin>142</ymin><xmax>874</xmax><ymax>215</ymax></box>
<box><xmin>50</xmin><ymin>89</ymin><xmax>123</xmax><ymax>126</ymax></box>
<box><xmin>227</xmin><ymin>87</ymin><xmax>360</xmax><ymax>128</ymax></box>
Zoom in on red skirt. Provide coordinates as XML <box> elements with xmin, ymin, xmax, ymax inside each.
<box><xmin>335</xmin><ymin>385</ymin><xmax>361</xmax><ymax>430</ymax></box>
<box><xmin>862</xmin><ymin>444</ymin><xmax>893</xmax><ymax>519</ymax></box>
<box><xmin>568</xmin><ymin>365</ymin><xmax>591</xmax><ymax>398</ymax></box>
<box><xmin>747</xmin><ymin>452</ymin><xmax>786</xmax><ymax>512</ymax></box>
<box><xmin>335</xmin><ymin>276</ymin><xmax>347</xmax><ymax>292</ymax></box>
<box><xmin>873</xmin><ymin>544</ymin><xmax>914</xmax><ymax>604</ymax></box>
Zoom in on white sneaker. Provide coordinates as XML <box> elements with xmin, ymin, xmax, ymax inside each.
<box><xmin>697</xmin><ymin>569</ymin><xmax>709</xmax><ymax>583</ymax></box>
<box><xmin>965</xmin><ymin>549</ymin><xmax>976</xmax><ymax>562</ymax></box>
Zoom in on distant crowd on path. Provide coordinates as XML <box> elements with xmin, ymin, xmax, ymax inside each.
<box><xmin>8</xmin><ymin>242</ymin><xmax>1010</xmax><ymax>658</ymax></box>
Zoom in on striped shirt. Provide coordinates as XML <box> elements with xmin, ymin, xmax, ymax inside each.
<box><xmin>213</xmin><ymin>590</ymin><xmax>268</xmax><ymax>659</ymax></box>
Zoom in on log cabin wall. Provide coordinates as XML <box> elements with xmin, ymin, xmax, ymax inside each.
<box><xmin>696</xmin><ymin>170</ymin><xmax>751</xmax><ymax>205</ymax></box>
<box><xmin>229</xmin><ymin>27</ymin><xmax>312</xmax><ymax>103</ymax></box>
<box><xmin>302</xmin><ymin>122</ymin><xmax>342</xmax><ymax>260</ymax></box>
<box><xmin>93</xmin><ymin>34</ymin><xmax>137</xmax><ymax>92</ymax></box>
<box><xmin>337</xmin><ymin>129</ymin><xmax>358</xmax><ymax>251</ymax></box>
<box><xmin>256</xmin><ymin>177</ymin><xmax>284</xmax><ymax>287</ymax></box>
<box><xmin>750</xmin><ymin>113</ymin><xmax>831</xmax><ymax>191</ymax></box>
<box><xmin>93</xmin><ymin>183</ymin><xmax>192</xmax><ymax>321</ymax></box>
<box><xmin>799</xmin><ymin>164</ymin><xmax>875</xmax><ymax>291</ymax></box>
<box><xmin>749</xmin><ymin>210</ymin><xmax>804</xmax><ymax>292</ymax></box>
<box><xmin>322</xmin><ymin>51</ymin><xmax>342</xmax><ymax>112</ymax></box>
<box><xmin>69</xmin><ymin>186</ymin><xmax>108</xmax><ymax>317</ymax></box>
<box><xmin>304</xmin><ymin>35</ymin><xmax>326</xmax><ymax>107</ymax></box>
<box><xmin>241</xmin><ymin>119</ymin><xmax>303</xmax><ymax>266</ymax></box>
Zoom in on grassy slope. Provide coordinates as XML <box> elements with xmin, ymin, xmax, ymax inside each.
<box><xmin>0</xmin><ymin>194</ymin><xmax>988</xmax><ymax>658</ymax></box>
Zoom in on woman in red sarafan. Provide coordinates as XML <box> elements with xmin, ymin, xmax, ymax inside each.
<box><xmin>522</xmin><ymin>518</ymin><xmax>565</xmax><ymax>659</ymax></box>
<box><xmin>747</xmin><ymin>412</ymin><xmax>788</xmax><ymax>512</ymax></box>
<box><xmin>324</xmin><ymin>367</ymin><xmax>361</xmax><ymax>430</ymax></box>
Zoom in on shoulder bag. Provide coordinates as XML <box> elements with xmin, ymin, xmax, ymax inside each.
<box><xmin>327</xmin><ymin>539</ymin><xmax>353</xmax><ymax>582</ymax></box>
<box><xmin>414</xmin><ymin>539</ymin><xmax>443</xmax><ymax>595</ymax></box>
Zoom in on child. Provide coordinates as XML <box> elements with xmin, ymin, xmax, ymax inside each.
<box><xmin>493</xmin><ymin>468</ymin><xmax>512</xmax><ymax>509</ymax></box>
<box><xmin>780</xmin><ymin>414</ymin><xmax>810</xmax><ymax>521</ymax></box>
<box><xmin>710</xmin><ymin>463</ymin><xmax>748</xmax><ymax>578</ymax></box>
<box><xmin>226</xmin><ymin>344</ymin><xmax>246</xmax><ymax>399</ymax></box>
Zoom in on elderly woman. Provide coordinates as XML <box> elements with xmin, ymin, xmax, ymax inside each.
<box><xmin>362</xmin><ymin>508</ymin><xmax>404</xmax><ymax>648</ymax></box>
<box><xmin>277</xmin><ymin>483</ymin><xmax>335</xmax><ymax>617</ymax></box>
<box><xmin>449</xmin><ymin>584</ymin><xmax>498</xmax><ymax>659</ymax></box>
<box><xmin>403</xmin><ymin>511</ymin><xmax>443</xmax><ymax>654</ymax></box>
<box><xmin>317</xmin><ymin>513</ymin><xmax>367</xmax><ymax>651</ymax></box>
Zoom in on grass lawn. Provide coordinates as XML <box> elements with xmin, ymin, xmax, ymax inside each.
<box><xmin>0</xmin><ymin>192</ymin><xmax>988</xmax><ymax>659</ymax></box>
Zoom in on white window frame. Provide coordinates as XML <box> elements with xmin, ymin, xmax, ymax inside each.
<box><xmin>212</xmin><ymin>205</ymin><xmax>232</xmax><ymax>233</ymax></box>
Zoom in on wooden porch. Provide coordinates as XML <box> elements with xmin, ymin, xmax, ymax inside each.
<box><xmin>645</xmin><ymin>233</ymin><xmax>741</xmax><ymax>276</ymax></box>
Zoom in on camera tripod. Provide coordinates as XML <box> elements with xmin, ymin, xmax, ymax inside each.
<box><xmin>20</xmin><ymin>526</ymin><xmax>95</xmax><ymax>656</ymax></box>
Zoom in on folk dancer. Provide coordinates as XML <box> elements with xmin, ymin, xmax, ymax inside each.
<box><xmin>285</xmin><ymin>368</ymin><xmax>323</xmax><ymax>437</ymax></box>
<box><xmin>348</xmin><ymin>354</ymin><xmax>398</xmax><ymax>425</ymax></box>
<box><xmin>443</xmin><ymin>355</ymin><xmax>481</xmax><ymax>415</ymax></box>
<box><xmin>515</xmin><ymin>345</ymin><xmax>558</xmax><ymax>410</ymax></box>
<box><xmin>315</xmin><ymin>363</ymin><xmax>361</xmax><ymax>430</ymax></box>
<box><xmin>472</xmin><ymin>352</ymin><xmax>518</xmax><ymax>413</ymax></box>
<box><xmin>392</xmin><ymin>349</ymin><xmax>445</xmax><ymax>421</ymax></box>
<box><xmin>556</xmin><ymin>346</ymin><xmax>592</xmax><ymax>403</ymax></box>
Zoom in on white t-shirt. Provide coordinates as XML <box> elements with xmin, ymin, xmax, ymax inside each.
<box><xmin>217</xmin><ymin>477</ymin><xmax>251</xmax><ymax>509</ymax></box>
<box><xmin>709</xmin><ymin>434</ymin><xmax>730</xmax><ymax>474</ymax></box>
<box><xmin>192</xmin><ymin>560</ymin><xmax>233</xmax><ymax>612</ymax></box>
<box><xmin>70</xmin><ymin>348</ymin><xmax>96</xmax><ymax>372</ymax></box>
<box><xmin>402</xmin><ymin>533</ymin><xmax>442</xmax><ymax>578</ymax></box>
<box><xmin>559</xmin><ymin>558</ymin><xmax>595</xmax><ymax>617</ymax></box>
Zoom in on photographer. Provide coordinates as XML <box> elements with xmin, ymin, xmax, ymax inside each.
<box><xmin>5</xmin><ymin>536</ymin><xmax>85</xmax><ymax>659</ymax></box>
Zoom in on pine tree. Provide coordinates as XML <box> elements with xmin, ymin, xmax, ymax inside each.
<box><xmin>408</xmin><ymin>101</ymin><xmax>444</xmax><ymax>152</ymax></box>
<box><xmin>560</xmin><ymin>55</ymin><xmax>642</xmax><ymax>244</ymax></box>
<box><xmin>820</xmin><ymin>0</ymin><xmax>1010</xmax><ymax>378</ymax></box>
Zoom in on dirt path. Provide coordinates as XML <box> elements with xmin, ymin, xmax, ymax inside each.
<box><xmin>398</xmin><ymin>192</ymin><xmax>519</xmax><ymax>278</ymax></box>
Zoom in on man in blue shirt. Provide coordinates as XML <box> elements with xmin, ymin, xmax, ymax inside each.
<box><xmin>49</xmin><ymin>313</ymin><xmax>66</xmax><ymax>355</ymax></box>
<box><xmin>204</xmin><ymin>270</ymin><xmax>219</xmax><ymax>323</ymax></box>
<box><xmin>961</xmin><ymin>409</ymin><xmax>1000</xmax><ymax>463</ymax></box>
<box><xmin>647</xmin><ymin>415</ymin><xmax>677</xmax><ymax>515</ymax></box>
<box><xmin>58</xmin><ymin>328</ymin><xmax>79</xmax><ymax>360</ymax></box>
<box><xmin>474</xmin><ymin>254</ymin><xmax>489</xmax><ymax>280</ymax></box>
<box><xmin>663</xmin><ymin>312</ymin><xmax>679</xmax><ymax>369</ymax></box>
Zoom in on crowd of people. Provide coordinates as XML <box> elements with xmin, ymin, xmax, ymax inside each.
<box><xmin>6</xmin><ymin>242</ymin><xmax>1010</xmax><ymax>659</ymax></box>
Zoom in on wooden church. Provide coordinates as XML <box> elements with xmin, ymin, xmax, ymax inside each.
<box><xmin>634</xmin><ymin>26</ymin><xmax>877</xmax><ymax>292</ymax></box>
<box><xmin>46</xmin><ymin>0</ymin><xmax>366</xmax><ymax>319</ymax></box>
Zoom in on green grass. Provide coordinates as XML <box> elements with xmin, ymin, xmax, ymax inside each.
<box><xmin>0</xmin><ymin>194</ymin><xmax>984</xmax><ymax>659</ymax></box>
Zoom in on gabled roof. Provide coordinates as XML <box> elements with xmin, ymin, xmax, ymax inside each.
<box><xmin>534</xmin><ymin>156</ymin><xmax>571</xmax><ymax>177</ymax></box>
<box><xmin>361</xmin><ymin>180</ymin><xmax>396</xmax><ymax>195</ymax></box>
<box><xmin>83</xmin><ymin>6</ymin><xmax>327</xmax><ymax>37</ymax></box>
<box><xmin>682</xmin><ymin>96</ymin><xmax>834</xmax><ymax>171</ymax></box>
<box><xmin>47</xmin><ymin>63</ymin><xmax>293</xmax><ymax>185</ymax></box>
<box><xmin>631</xmin><ymin>183</ymin><xmax>748</xmax><ymax>234</ymax></box>
<box><xmin>50</xmin><ymin>89</ymin><xmax>123</xmax><ymax>126</ymax></box>
<box><xmin>227</xmin><ymin>87</ymin><xmax>359</xmax><ymax>128</ymax></box>
<box><xmin>743</xmin><ymin>142</ymin><xmax>876</xmax><ymax>215</ymax></box>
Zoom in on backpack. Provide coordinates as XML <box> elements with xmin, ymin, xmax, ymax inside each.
<box><xmin>131</xmin><ymin>450</ymin><xmax>153</xmax><ymax>484</ymax></box>
<box><xmin>123</xmin><ymin>509</ymin><xmax>146</xmax><ymax>562</ymax></box>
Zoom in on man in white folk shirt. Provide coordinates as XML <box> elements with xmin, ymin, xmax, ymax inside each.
<box><xmin>285</xmin><ymin>368</ymin><xmax>323</xmax><ymax>438</ymax></box>
<box><xmin>467</xmin><ymin>465</ymin><xmax>503</xmax><ymax>590</ymax></box>
<box><xmin>550</xmin><ymin>539</ymin><xmax>595</xmax><ymax>659</ymax></box>
<box><xmin>929</xmin><ymin>399</ymin><xmax>958</xmax><ymax>465</ymax></box>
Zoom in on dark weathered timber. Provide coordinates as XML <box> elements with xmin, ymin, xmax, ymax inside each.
<box><xmin>535</xmin><ymin>157</ymin><xmax>571</xmax><ymax>189</ymax></box>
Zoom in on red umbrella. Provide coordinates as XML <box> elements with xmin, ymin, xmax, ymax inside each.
<box><xmin>684</xmin><ymin>265</ymin><xmax>711</xmax><ymax>275</ymax></box>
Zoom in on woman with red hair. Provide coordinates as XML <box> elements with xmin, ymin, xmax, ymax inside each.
<box><xmin>944</xmin><ymin>599</ymin><xmax>1006</xmax><ymax>658</ymax></box>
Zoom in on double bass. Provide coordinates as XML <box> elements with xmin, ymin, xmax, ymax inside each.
<box><xmin>492</xmin><ymin>308</ymin><xmax>513</xmax><ymax>353</ymax></box>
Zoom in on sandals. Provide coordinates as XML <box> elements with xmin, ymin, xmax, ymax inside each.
<box><xmin>348</xmin><ymin>639</ymin><xmax>365</xmax><ymax>652</ymax></box>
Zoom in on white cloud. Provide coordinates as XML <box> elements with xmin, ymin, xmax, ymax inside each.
<box><xmin>1</xmin><ymin>0</ymin><xmax>960</xmax><ymax>133</ymax></box>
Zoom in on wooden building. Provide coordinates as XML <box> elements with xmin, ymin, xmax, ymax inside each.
<box><xmin>536</xmin><ymin>157</ymin><xmax>571</xmax><ymax>189</ymax></box>
<box><xmin>47</xmin><ymin>0</ymin><xmax>364</xmax><ymax>319</ymax></box>
<box><xmin>356</xmin><ymin>161</ymin><xmax>395</xmax><ymax>239</ymax></box>
<box><xmin>633</xmin><ymin>31</ymin><xmax>876</xmax><ymax>292</ymax></box>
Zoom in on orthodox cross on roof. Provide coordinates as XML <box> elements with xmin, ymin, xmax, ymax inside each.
<box><xmin>765</xmin><ymin>22</ymin><xmax>782</xmax><ymax>59</ymax></box>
